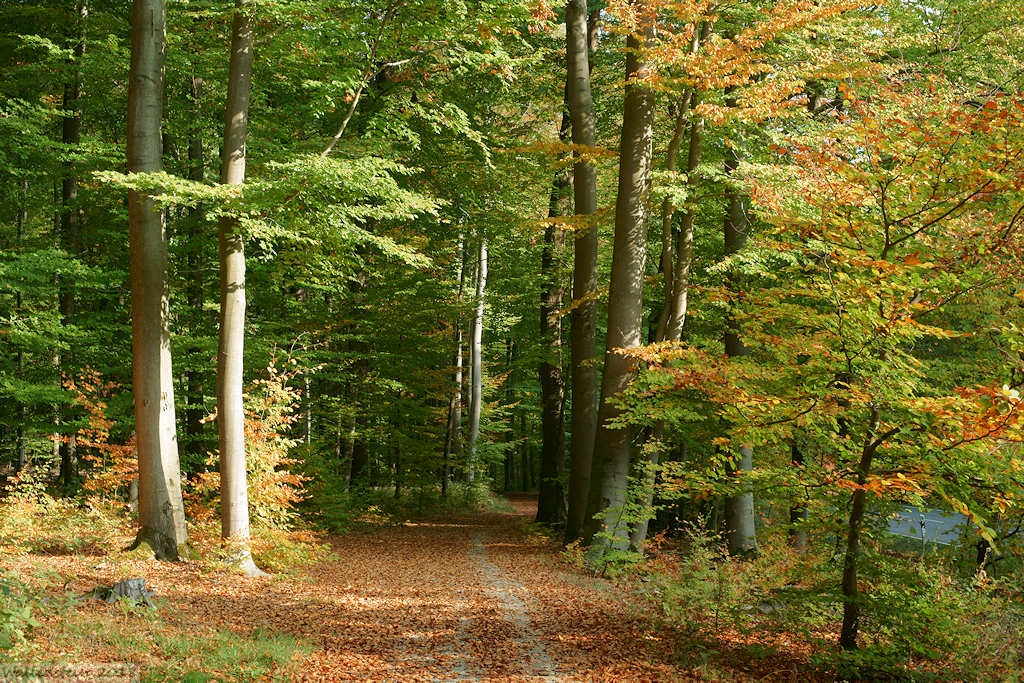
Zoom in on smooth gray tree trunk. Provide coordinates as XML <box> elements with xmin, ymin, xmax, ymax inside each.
<box><xmin>217</xmin><ymin>0</ymin><xmax>262</xmax><ymax>577</ymax></box>
<box><xmin>582</xmin><ymin>19</ymin><xmax>657</xmax><ymax>551</ymax></box>
<box><xmin>631</xmin><ymin>25</ymin><xmax>706</xmax><ymax>552</ymax></box>
<box><xmin>565</xmin><ymin>0</ymin><xmax>599</xmax><ymax>544</ymax></box>
<box><xmin>127</xmin><ymin>0</ymin><xmax>189</xmax><ymax>561</ymax></box>
<box><xmin>442</xmin><ymin>234</ymin><xmax>467</xmax><ymax>496</ymax></box>
<box><xmin>467</xmin><ymin>236</ymin><xmax>487</xmax><ymax>483</ymax></box>
<box><xmin>722</xmin><ymin>139</ymin><xmax>758</xmax><ymax>557</ymax></box>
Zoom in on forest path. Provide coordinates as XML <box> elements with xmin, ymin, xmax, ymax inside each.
<box><xmin>269</xmin><ymin>494</ymin><xmax>684</xmax><ymax>681</ymax></box>
<box><xmin>30</xmin><ymin>495</ymin><xmax>696</xmax><ymax>680</ymax></box>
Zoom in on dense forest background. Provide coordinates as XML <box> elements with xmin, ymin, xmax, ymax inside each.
<box><xmin>2</xmin><ymin>0</ymin><xmax>1024</xmax><ymax>679</ymax></box>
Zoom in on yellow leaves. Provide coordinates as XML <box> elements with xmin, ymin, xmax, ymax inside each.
<box><xmin>837</xmin><ymin>472</ymin><xmax>926</xmax><ymax>497</ymax></box>
<box><xmin>999</xmin><ymin>384</ymin><xmax>1021</xmax><ymax>403</ymax></box>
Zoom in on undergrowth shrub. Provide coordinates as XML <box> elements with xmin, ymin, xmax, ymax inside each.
<box><xmin>307</xmin><ymin>477</ymin><xmax>513</xmax><ymax>532</ymax></box>
<box><xmin>819</xmin><ymin>550</ymin><xmax>1024</xmax><ymax>681</ymax></box>
<box><xmin>249</xmin><ymin>527</ymin><xmax>333</xmax><ymax>575</ymax></box>
<box><xmin>0</xmin><ymin>572</ymin><xmax>40</xmax><ymax>651</ymax></box>
<box><xmin>189</xmin><ymin>358</ymin><xmax>309</xmax><ymax>531</ymax></box>
<box><xmin>635</xmin><ymin>522</ymin><xmax>1024</xmax><ymax>681</ymax></box>
<box><xmin>185</xmin><ymin>357</ymin><xmax>324</xmax><ymax>571</ymax></box>
<box><xmin>640</xmin><ymin>521</ymin><xmax>755</xmax><ymax>633</ymax></box>
<box><xmin>68</xmin><ymin>370</ymin><xmax>137</xmax><ymax>508</ymax></box>
<box><xmin>0</xmin><ymin>466</ymin><xmax>123</xmax><ymax>555</ymax></box>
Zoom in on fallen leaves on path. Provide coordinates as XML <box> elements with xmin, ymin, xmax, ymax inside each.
<box><xmin>3</xmin><ymin>496</ymin><xmax>806</xmax><ymax>681</ymax></box>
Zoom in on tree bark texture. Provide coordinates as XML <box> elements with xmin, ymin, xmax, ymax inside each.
<box><xmin>722</xmin><ymin>139</ymin><xmax>758</xmax><ymax>557</ymax></box>
<box><xmin>565</xmin><ymin>0</ymin><xmax>599</xmax><ymax>544</ymax></box>
<box><xmin>662</xmin><ymin>95</ymin><xmax>703</xmax><ymax>341</ymax></box>
<box><xmin>582</xmin><ymin>22</ymin><xmax>657</xmax><ymax>550</ymax></box>
<box><xmin>442</xmin><ymin>233</ymin><xmax>467</xmax><ymax>497</ymax></box>
<box><xmin>633</xmin><ymin>25</ymin><xmax>706</xmax><ymax>550</ymax></box>
<box><xmin>467</xmin><ymin>236</ymin><xmax>487</xmax><ymax>483</ymax></box>
<box><xmin>127</xmin><ymin>0</ymin><xmax>189</xmax><ymax>561</ymax></box>
<box><xmin>536</xmin><ymin>110</ymin><xmax>571</xmax><ymax>525</ymax></box>
<box><xmin>216</xmin><ymin>0</ymin><xmax>261</xmax><ymax>576</ymax></box>
<box><xmin>840</xmin><ymin>405</ymin><xmax>886</xmax><ymax>650</ymax></box>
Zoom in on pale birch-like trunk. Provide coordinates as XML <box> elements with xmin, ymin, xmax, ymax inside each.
<box><xmin>217</xmin><ymin>0</ymin><xmax>262</xmax><ymax>576</ymax></box>
<box><xmin>583</xmin><ymin>19</ymin><xmax>656</xmax><ymax>551</ymax></box>
<box><xmin>466</xmin><ymin>236</ymin><xmax>487</xmax><ymax>483</ymax></box>
<box><xmin>565</xmin><ymin>0</ymin><xmax>599</xmax><ymax>544</ymax></box>
<box><xmin>128</xmin><ymin>0</ymin><xmax>189</xmax><ymax>561</ymax></box>
<box><xmin>442</xmin><ymin>233</ymin><xmax>467</xmax><ymax>497</ymax></box>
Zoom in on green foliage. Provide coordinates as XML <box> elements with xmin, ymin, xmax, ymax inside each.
<box><xmin>249</xmin><ymin>527</ymin><xmax>334</xmax><ymax>576</ymax></box>
<box><xmin>135</xmin><ymin>627</ymin><xmax>310</xmax><ymax>683</ymax></box>
<box><xmin>640</xmin><ymin>531</ymin><xmax>1024</xmax><ymax>681</ymax></box>
<box><xmin>0</xmin><ymin>573</ymin><xmax>40</xmax><ymax>651</ymax></box>
<box><xmin>640</xmin><ymin>521</ymin><xmax>753</xmax><ymax>635</ymax></box>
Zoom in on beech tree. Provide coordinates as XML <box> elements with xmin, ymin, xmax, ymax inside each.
<box><xmin>630</xmin><ymin>78</ymin><xmax>1024</xmax><ymax>650</ymax></box>
<box><xmin>583</xmin><ymin>1</ymin><xmax>657</xmax><ymax>551</ymax></box>
<box><xmin>535</xmin><ymin>109</ymin><xmax>569</xmax><ymax>526</ymax></box>
<box><xmin>564</xmin><ymin>0</ymin><xmax>601</xmax><ymax>544</ymax></box>
<box><xmin>216</xmin><ymin>0</ymin><xmax>261</xmax><ymax>577</ymax></box>
<box><xmin>127</xmin><ymin>0</ymin><xmax>189</xmax><ymax>560</ymax></box>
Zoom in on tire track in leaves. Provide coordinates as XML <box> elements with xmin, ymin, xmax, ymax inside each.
<box><xmin>468</xmin><ymin>527</ymin><xmax>559</xmax><ymax>680</ymax></box>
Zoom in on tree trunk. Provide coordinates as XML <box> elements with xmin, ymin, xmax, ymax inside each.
<box><xmin>653</xmin><ymin>95</ymin><xmax>692</xmax><ymax>341</ymax></box>
<box><xmin>630</xmin><ymin>25</ymin><xmax>707</xmax><ymax>552</ymax></box>
<box><xmin>840</xmin><ymin>406</ymin><xmax>887</xmax><ymax>650</ymax></box>
<box><xmin>216</xmin><ymin>0</ymin><xmax>262</xmax><ymax>577</ymax></box>
<box><xmin>662</xmin><ymin>93</ymin><xmax>704</xmax><ymax>341</ymax></box>
<box><xmin>58</xmin><ymin>0</ymin><xmax>87</xmax><ymax>491</ymax></box>
<box><xmin>183</xmin><ymin>74</ymin><xmax>207</xmax><ymax>466</ymax></box>
<box><xmin>725</xmin><ymin>446</ymin><xmax>758</xmax><ymax>556</ymax></box>
<box><xmin>565</xmin><ymin>0</ymin><xmax>599</xmax><ymax>544</ymax></box>
<box><xmin>582</xmin><ymin>17</ymin><xmax>657</xmax><ymax>551</ymax></box>
<box><xmin>536</xmin><ymin>110</ymin><xmax>570</xmax><ymax>526</ymax></box>
<box><xmin>349</xmin><ymin>420</ymin><xmax>368</xmax><ymax>486</ymax></box>
<box><xmin>127</xmin><ymin>0</ymin><xmax>189</xmax><ymax>561</ymax></box>
<box><xmin>789</xmin><ymin>443</ymin><xmax>808</xmax><ymax>549</ymax></box>
<box><xmin>467</xmin><ymin>235</ymin><xmax>487</xmax><ymax>483</ymax></box>
<box><xmin>442</xmin><ymin>234</ymin><xmax>467</xmax><ymax>497</ymax></box>
<box><xmin>303</xmin><ymin>375</ymin><xmax>313</xmax><ymax>446</ymax></box>
<box><xmin>722</xmin><ymin>138</ymin><xmax>758</xmax><ymax>557</ymax></box>
<box><xmin>16</xmin><ymin>180</ymin><xmax>28</xmax><ymax>472</ymax></box>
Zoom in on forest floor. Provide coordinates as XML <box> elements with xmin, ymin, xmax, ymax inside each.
<box><xmin>4</xmin><ymin>495</ymin><xmax>813</xmax><ymax>681</ymax></box>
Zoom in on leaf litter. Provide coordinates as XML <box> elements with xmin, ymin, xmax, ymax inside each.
<box><xmin>3</xmin><ymin>495</ymin><xmax>792</xmax><ymax>681</ymax></box>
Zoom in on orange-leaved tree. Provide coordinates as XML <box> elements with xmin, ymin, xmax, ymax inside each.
<box><xmin>626</xmin><ymin>76</ymin><xmax>1024</xmax><ymax>649</ymax></box>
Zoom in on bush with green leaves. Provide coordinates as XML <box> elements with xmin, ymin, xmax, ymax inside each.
<box><xmin>0</xmin><ymin>572</ymin><xmax>40</xmax><ymax>651</ymax></box>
